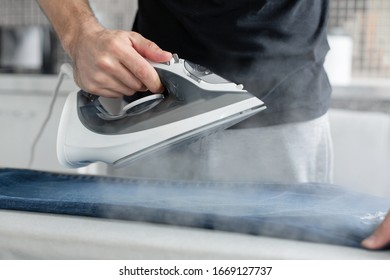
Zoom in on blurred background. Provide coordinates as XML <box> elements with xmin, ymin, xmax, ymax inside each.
<box><xmin>1</xmin><ymin>0</ymin><xmax>389</xmax><ymax>79</ymax></box>
<box><xmin>0</xmin><ymin>0</ymin><xmax>390</xmax><ymax>197</ymax></box>
<box><xmin>0</xmin><ymin>0</ymin><xmax>137</xmax><ymax>73</ymax></box>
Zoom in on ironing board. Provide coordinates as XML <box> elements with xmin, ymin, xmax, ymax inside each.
<box><xmin>0</xmin><ymin>168</ymin><xmax>389</xmax><ymax>249</ymax></box>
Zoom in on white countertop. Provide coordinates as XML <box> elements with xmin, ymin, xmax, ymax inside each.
<box><xmin>0</xmin><ymin>73</ymin><xmax>77</xmax><ymax>95</ymax></box>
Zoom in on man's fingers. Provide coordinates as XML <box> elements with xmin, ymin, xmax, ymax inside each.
<box><xmin>120</xmin><ymin>46</ymin><xmax>165</xmax><ymax>93</ymax></box>
<box><xmin>75</xmin><ymin>68</ymin><xmax>142</xmax><ymax>98</ymax></box>
<box><xmin>362</xmin><ymin>212</ymin><xmax>390</xmax><ymax>250</ymax></box>
<box><xmin>130</xmin><ymin>32</ymin><xmax>172</xmax><ymax>62</ymax></box>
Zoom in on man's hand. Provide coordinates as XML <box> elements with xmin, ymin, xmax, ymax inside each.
<box><xmin>37</xmin><ymin>0</ymin><xmax>172</xmax><ymax>98</ymax></box>
<box><xmin>69</xmin><ymin>26</ymin><xmax>172</xmax><ymax>98</ymax></box>
<box><xmin>362</xmin><ymin>211</ymin><xmax>390</xmax><ymax>249</ymax></box>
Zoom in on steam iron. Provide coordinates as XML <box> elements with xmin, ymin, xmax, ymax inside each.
<box><xmin>57</xmin><ymin>54</ymin><xmax>266</xmax><ymax>168</ymax></box>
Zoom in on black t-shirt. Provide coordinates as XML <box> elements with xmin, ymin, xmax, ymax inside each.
<box><xmin>133</xmin><ymin>0</ymin><xmax>331</xmax><ymax>127</ymax></box>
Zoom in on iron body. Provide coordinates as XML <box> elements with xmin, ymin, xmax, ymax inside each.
<box><xmin>57</xmin><ymin>54</ymin><xmax>266</xmax><ymax>168</ymax></box>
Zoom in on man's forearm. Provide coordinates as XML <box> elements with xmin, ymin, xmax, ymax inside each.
<box><xmin>37</xmin><ymin>0</ymin><xmax>102</xmax><ymax>56</ymax></box>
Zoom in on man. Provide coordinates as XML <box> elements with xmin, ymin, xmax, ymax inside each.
<box><xmin>36</xmin><ymin>0</ymin><xmax>389</xmax><ymax>249</ymax></box>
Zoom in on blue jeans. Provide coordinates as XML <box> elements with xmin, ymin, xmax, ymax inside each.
<box><xmin>0</xmin><ymin>168</ymin><xmax>388</xmax><ymax>248</ymax></box>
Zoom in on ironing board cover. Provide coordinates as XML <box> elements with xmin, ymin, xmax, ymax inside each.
<box><xmin>0</xmin><ymin>168</ymin><xmax>389</xmax><ymax>248</ymax></box>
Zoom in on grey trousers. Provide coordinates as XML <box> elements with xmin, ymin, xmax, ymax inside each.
<box><xmin>109</xmin><ymin>113</ymin><xmax>333</xmax><ymax>183</ymax></box>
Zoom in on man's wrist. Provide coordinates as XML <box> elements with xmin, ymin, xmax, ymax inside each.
<box><xmin>37</xmin><ymin>0</ymin><xmax>103</xmax><ymax>59</ymax></box>
<box><xmin>62</xmin><ymin>17</ymin><xmax>103</xmax><ymax>59</ymax></box>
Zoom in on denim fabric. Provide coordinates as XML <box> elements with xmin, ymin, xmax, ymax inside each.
<box><xmin>0</xmin><ymin>168</ymin><xmax>389</xmax><ymax>248</ymax></box>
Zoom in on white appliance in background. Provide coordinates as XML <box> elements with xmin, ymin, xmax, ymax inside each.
<box><xmin>0</xmin><ymin>26</ymin><xmax>43</xmax><ymax>71</ymax></box>
<box><xmin>324</xmin><ymin>34</ymin><xmax>353</xmax><ymax>86</ymax></box>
